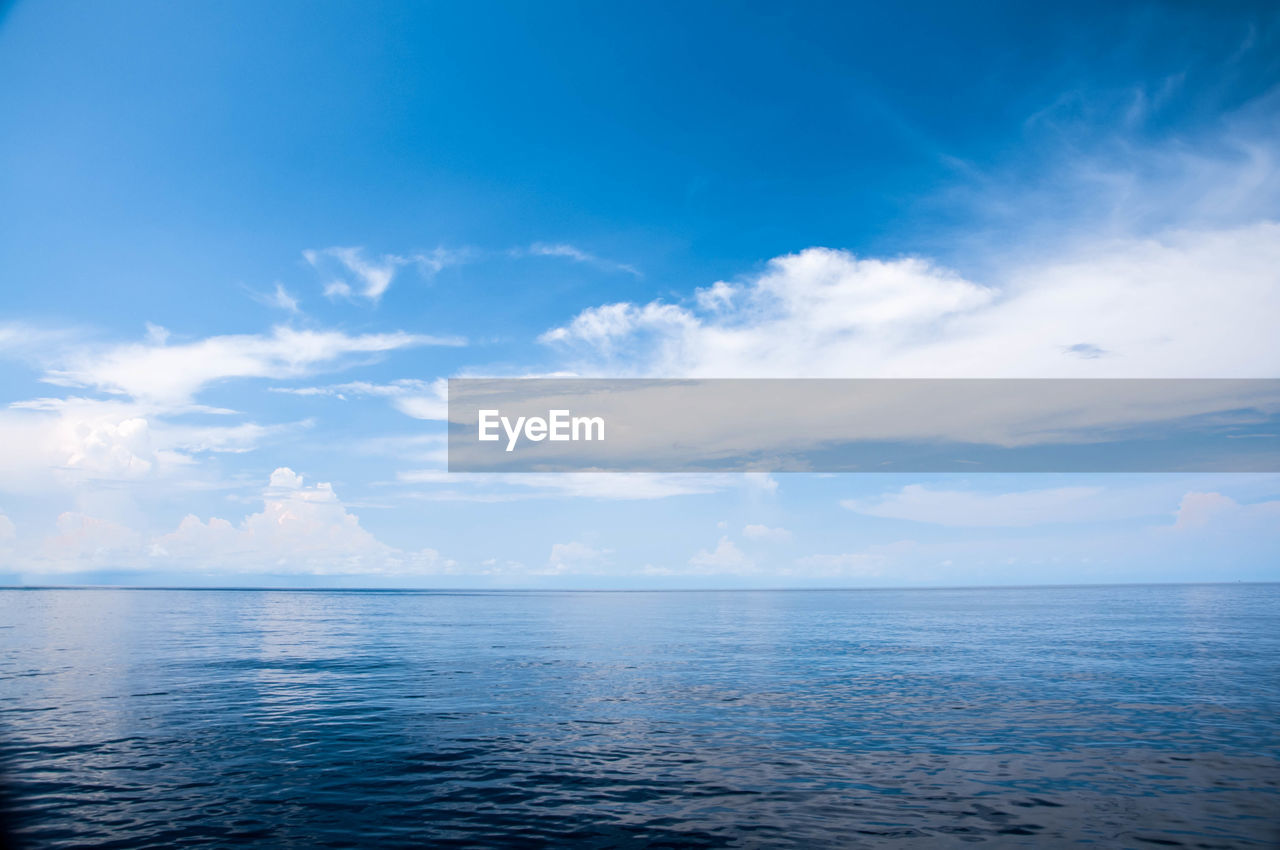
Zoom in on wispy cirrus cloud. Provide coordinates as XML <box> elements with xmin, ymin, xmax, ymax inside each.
<box><xmin>273</xmin><ymin>378</ymin><xmax>449</xmax><ymax>420</ymax></box>
<box><xmin>842</xmin><ymin>484</ymin><xmax>1112</xmax><ymax>528</ymax></box>
<box><xmin>540</xmin><ymin>81</ymin><xmax>1280</xmax><ymax>383</ymax></box>
<box><xmin>547</xmin><ymin>540</ymin><xmax>611</xmax><ymax>574</ymax></box>
<box><xmin>394</xmin><ymin>470</ymin><xmax>776</xmax><ymax>501</ymax></box>
<box><xmin>40</xmin><ymin>325</ymin><xmax>461</xmax><ymax>406</ymax></box>
<box><xmin>743</xmin><ymin>524</ymin><xmax>791</xmax><ymax>542</ymax></box>
<box><xmin>0</xmin><ymin>322</ymin><xmax>80</xmax><ymax>358</ymax></box>
<box><xmin>248</xmin><ymin>282</ymin><xmax>300</xmax><ymax>313</ymax></box>
<box><xmin>524</xmin><ymin>242</ymin><xmax>642</xmax><ymax>278</ymax></box>
<box><xmin>304</xmin><ymin>245</ymin><xmax>474</xmax><ymax>302</ymax></box>
<box><xmin>842</xmin><ymin>480</ymin><xmax>1280</xmax><ymax>529</ymax></box>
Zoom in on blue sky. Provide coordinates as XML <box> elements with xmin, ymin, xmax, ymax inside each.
<box><xmin>1</xmin><ymin>0</ymin><xmax>1278</xmax><ymax>587</ymax></box>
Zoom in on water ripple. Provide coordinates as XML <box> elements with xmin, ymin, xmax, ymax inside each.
<box><xmin>1</xmin><ymin>585</ymin><xmax>1278</xmax><ymax>847</ymax></box>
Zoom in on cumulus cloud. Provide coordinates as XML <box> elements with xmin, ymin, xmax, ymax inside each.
<box><xmin>1172</xmin><ymin>491</ymin><xmax>1280</xmax><ymax>531</ymax></box>
<box><xmin>148</xmin><ymin>467</ymin><xmax>448</xmax><ymax>574</ymax></box>
<box><xmin>1</xmin><ymin>467</ymin><xmax>451</xmax><ymax>576</ymax></box>
<box><xmin>41</xmin><ymin>325</ymin><xmax>460</xmax><ymax>406</ymax></box>
<box><xmin>268</xmin><ymin>466</ymin><xmax>304</xmax><ymax>489</ymax></box>
<box><xmin>689</xmin><ymin>536</ymin><xmax>754</xmax><ymax>573</ymax></box>
<box><xmin>62</xmin><ymin>412</ymin><xmax>154</xmax><ymax>478</ymax></box>
<box><xmin>0</xmin><ymin>401</ymin><xmax>159</xmax><ymax>490</ymax></box>
<box><xmin>0</xmin><ymin>397</ymin><xmax>312</xmax><ymax>496</ymax></box>
<box><xmin>40</xmin><ymin>512</ymin><xmax>144</xmax><ymax>569</ymax></box>
<box><xmin>540</xmin><ymin>224</ymin><xmax>1280</xmax><ymax>379</ymax></box>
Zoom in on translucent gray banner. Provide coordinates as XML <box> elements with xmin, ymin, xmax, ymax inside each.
<box><xmin>447</xmin><ymin>379</ymin><xmax>1280</xmax><ymax>472</ymax></box>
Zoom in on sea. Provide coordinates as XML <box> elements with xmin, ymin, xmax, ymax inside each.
<box><xmin>1</xmin><ymin>584</ymin><xmax>1277</xmax><ymax>847</ymax></box>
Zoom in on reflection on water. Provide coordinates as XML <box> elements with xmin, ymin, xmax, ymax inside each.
<box><xmin>1</xmin><ymin>585</ymin><xmax>1278</xmax><ymax>847</ymax></box>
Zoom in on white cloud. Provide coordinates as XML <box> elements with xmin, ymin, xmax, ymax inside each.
<box><xmin>395</xmin><ymin>470</ymin><xmax>772</xmax><ymax>501</ymax></box>
<box><xmin>0</xmin><ymin>401</ymin><xmax>160</xmax><ymax>490</ymax></box>
<box><xmin>950</xmin><ymin>85</ymin><xmax>1280</xmax><ymax>251</ymax></box>
<box><xmin>0</xmin><ymin>323</ymin><xmax>74</xmax><ymax>356</ymax></box>
<box><xmin>305</xmin><ymin>246</ymin><xmax>471</xmax><ymax>302</ymax></box>
<box><xmin>743</xmin><ymin>524</ymin><xmax>791</xmax><ymax>542</ymax></box>
<box><xmin>1</xmin><ymin>467</ymin><xmax>452</xmax><ymax>576</ymax></box>
<box><xmin>842</xmin><ymin>484</ymin><xmax>1114</xmax><ymax>527</ymax></box>
<box><xmin>689</xmin><ymin>536</ymin><xmax>754</xmax><ymax>572</ymax></box>
<box><xmin>353</xmin><ymin>433</ymin><xmax>449</xmax><ymax>466</ymax></box>
<box><xmin>268</xmin><ymin>466</ymin><xmax>305</xmax><ymax>489</ymax></box>
<box><xmin>540</xmin><ymin>224</ymin><xmax>1280</xmax><ymax>379</ymax></box>
<box><xmin>0</xmin><ymin>324</ymin><xmax>31</xmax><ymax>352</ymax></box>
<box><xmin>306</xmin><ymin>247</ymin><xmax>400</xmax><ymax>301</ymax></box>
<box><xmin>526</xmin><ymin>242</ymin><xmax>642</xmax><ymax>278</ymax></box>
<box><xmin>63</xmin><ymin>413</ymin><xmax>154</xmax><ymax>478</ymax></box>
<box><xmin>790</xmin><ymin>551</ymin><xmax>885</xmax><ymax>578</ymax></box>
<box><xmin>547</xmin><ymin>540</ymin><xmax>609</xmax><ymax>574</ymax></box>
<box><xmin>1172</xmin><ymin>491</ymin><xmax>1280</xmax><ymax>531</ymax></box>
<box><xmin>274</xmin><ymin>378</ymin><xmax>448</xmax><ymax>420</ymax></box>
<box><xmin>250</xmin><ymin>282</ymin><xmax>300</xmax><ymax>313</ymax></box>
<box><xmin>475</xmin><ymin>557</ymin><xmax>529</xmax><ymax>576</ymax></box>
<box><xmin>148</xmin><ymin>467</ymin><xmax>448</xmax><ymax>574</ymax></box>
<box><xmin>843</xmin><ymin>482</ymin><xmax>1280</xmax><ymax>529</ymax></box>
<box><xmin>0</xmin><ymin>396</ymin><xmax>312</xmax><ymax>498</ymax></box>
<box><xmin>153</xmin><ymin>419</ymin><xmax>311</xmax><ymax>455</ymax></box>
<box><xmin>40</xmin><ymin>512</ymin><xmax>144</xmax><ymax>569</ymax></box>
<box><xmin>41</xmin><ymin>325</ymin><xmax>459</xmax><ymax>406</ymax></box>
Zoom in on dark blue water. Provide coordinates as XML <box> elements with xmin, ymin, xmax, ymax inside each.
<box><xmin>1</xmin><ymin>585</ymin><xmax>1278</xmax><ymax>848</ymax></box>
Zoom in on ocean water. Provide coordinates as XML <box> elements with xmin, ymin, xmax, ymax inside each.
<box><xmin>1</xmin><ymin>585</ymin><xmax>1277</xmax><ymax>848</ymax></box>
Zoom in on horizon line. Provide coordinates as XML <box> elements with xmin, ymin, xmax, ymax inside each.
<box><xmin>1</xmin><ymin>580</ymin><xmax>1273</xmax><ymax>594</ymax></box>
